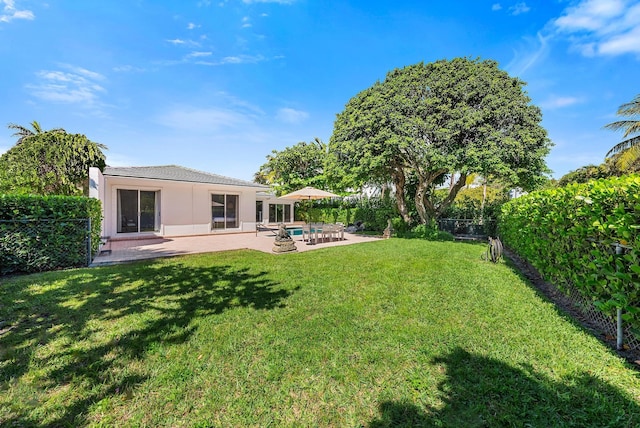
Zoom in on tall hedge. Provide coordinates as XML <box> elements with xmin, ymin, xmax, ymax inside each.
<box><xmin>0</xmin><ymin>194</ymin><xmax>102</xmax><ymax>275</ymax></box>
<box><xmin>499</xmin><ymin>175</ymin><xmax>640</xmax><ymax>334</ymax></box>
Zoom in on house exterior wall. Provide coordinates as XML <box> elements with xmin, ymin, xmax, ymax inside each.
<box><xmin>255</xmin><ymin>194</ymin><xmax>296</xmax><ymax>224</ymax></box>
<box><xmin>90</xmin><ymin>168</ymin><xmax>260</xmax><ymax>238</ymax></box>
<box><xmin>89</xmin><ymin>167</ymin><xmax>106</xmax><ymax>234</ymax></box>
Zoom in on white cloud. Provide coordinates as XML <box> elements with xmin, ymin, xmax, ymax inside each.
<box><xmin>0</xmin><ymin>0</ymin><xmax>34</xmax><ymax>23</ymax></box>
<box><xmin>187</xmin><ymin>51</ymin><xmax>213</xmax><ymax>58</ymax></box>
<box><xmin>540</xmin><ymin>95</ymin><xmax>583</xmax><ymax>109</ymax></box>
<box><xmin>26</xmin><ymin>65</ymin><xmax>107</xmax><ymax>106</ymax></box>
<box><xmin>159</xmin><ymin>52</ymin><xmax>267</xmax><ymax>67</ymax></box>
<box><xmin>113</xmin><ymin>65</ymin><xmax>145</xmax><ymax>73</ymax></box>
<box><xmin>553</xmin><ymin>0</ymin><xmax>640</xmax><ymax>57</ymax></box>
<box><xmin>554</xmin><ymin>0</ymin><xmax>626</xmax><ymax>32</ymax></box>
<box><xmin>505</xmin><ymin>31</ymin><xmax>550</xmax><ymax>76</ymax></box>
<box><xmin>220</xmin><ymin>54</ymin><xmax>265</xmax><ymax>64</ymax></box>
<box><xmin>157</xmin><ymin>106</ymin><xmax>253</xmax><ymax>132</ymax></box>
<box><xmin>510</xmin><ymin>2</ymin><xmax>530</xmax><ymax>15</ymax></box>
<box><xmin>187</xmin><ymin>22</ymin><xmax>199</xmax><ymax>30</ymax></box>
<box><xmin>598</xmin><ymin>25</ymin><xmax>640</xmax><ymax>55</ymax></box>
<box><xmin>492</xmin><ymin>3</ymin><xmax>502</xmax><ymax>11</ymax></box>
<box><xmin>215</xmin><ymin>91</ymin><xmax>265</xmax><ymax>116</ymax></box>
<box><xmin>276</xmin><ymin>107</ymin><xmax>309</xmax><ymax>124</ymax></box>
<box><xmin>166</xmin><ymin>38</ymin><xmax>201</xmax><ymax>48</ymax></box>
<box><xmin>242</xmin><ymin>0</ymin><xmax>296</xmax><ymax>4</ymax></box>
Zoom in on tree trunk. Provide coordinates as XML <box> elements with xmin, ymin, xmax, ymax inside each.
<box><xmin>480</xmin><ymin>181</ymin><xmax>487</xmax><ymax>223</ymax></box>
<box><xmin>414</xmin><ymin>180</ymin><xmax>429</xmax><ymax>224</ymax></box>
<box><xmin>436</xmin><ymin>172</ymin><xmax>467</xmax><ymax>218</ymax></box>
<box><xmin>391</xmin><ymin>167</ymin><xmax>412</xmax><ymax>224</ymax></box>
<box><xmin>415</xmin><ymin>169</ymin><xmax>448</xmax><ymax>224</ymax></box>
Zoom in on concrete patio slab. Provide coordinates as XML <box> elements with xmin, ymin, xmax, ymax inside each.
<box><xmin>91</xmin><ymin>231</ymin><xmax>381</xmax><ymax>266</ymax></box>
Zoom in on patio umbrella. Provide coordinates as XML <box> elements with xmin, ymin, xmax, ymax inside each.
<box><xmin>279</xmin><ymin>186</ymin><xmax>339</xmax><ymax>201</ymax></box>
<box><xmin>279</xmin><ymin>186</ymin><xmax>340</xmax><ymax>243</ymax></box>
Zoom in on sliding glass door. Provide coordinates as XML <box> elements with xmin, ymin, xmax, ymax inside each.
<box><xmin>268</xmin><ymin>203</ymin><xmax>291</xmax><ymax>223</ymax></box>
<box><xmin>212</xmin><ymin>194</ymin><xmax>239</xmax><ymax>230</ymax></box>
<box><xmin>117</xmin><ymin>189</ymin><xmax>160</xmax><ymax>233</ymax></box>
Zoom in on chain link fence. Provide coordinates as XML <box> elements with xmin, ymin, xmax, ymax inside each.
<box><xmin>0</xmin><ymin>219</ymin><xmax>92</xmax><ymax>275</ymax></box>
<box><xmin>507</xmin><ymin>245</ymin><xmax>640</xmax><ymax>351</ymax></box>
<box><xmin>564</xmin><ymin>283</ymin><xmax>640</xmax><ymax>350</ymax></box>
<box><xmin>438</xmin><ymin>218</ymin><xmax>497</xmax><ymax>237</ymax></box>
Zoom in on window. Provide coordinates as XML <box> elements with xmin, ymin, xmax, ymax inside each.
<box><xmin>256</xmin><ymin>201</ymin><xmax>263</xmax><ymax>222</ymax></box>
<box><xmin>268</xmin><ymin>203</ymin><xmax>291</xmax><ymax>223</ymax></box>
<box><xmin>212</xmin><ymin>194</ymin><xmax>239</xmax><ymax>230</ymax></box>
<box><xmin>117</xmin><ymin>189</ymin><xmax>160</xmax><ymax>233</ymax></box>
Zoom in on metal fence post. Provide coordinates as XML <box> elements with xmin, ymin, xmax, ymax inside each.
<box><xmin>87</xmin><ymin>217</ymin><xmax>92</xmax><ymax>267</ymax></box>
<box><xmin>615</xmin><ymin>243</ymin><xmax>624</xmax><ymax>350</ymax></box>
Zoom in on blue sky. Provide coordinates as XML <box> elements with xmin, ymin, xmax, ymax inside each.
<box><xmin>1</xmin><ymin>0</ymin><xmax>639</xmax><ymax>181</ymax></box>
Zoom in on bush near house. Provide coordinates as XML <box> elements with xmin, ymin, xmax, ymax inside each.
<box><xmin>499</xmin><ymin>175</ymin><xmax>640</xmax><ymax>335</ymax></box>
<box><xmin>295</xmin><ymin>197</ymin><xmax>397</xmax><ymax>232</ymax></box>
<box><xmin>0</xmin><ymin>194</ymin><xmax>102</xmax><ymax>275</ymax></box>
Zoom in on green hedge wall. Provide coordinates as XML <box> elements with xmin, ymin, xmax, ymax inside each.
<box><xmin>294</xmin><ymin>197</ymin><xmax>398</xmax><ymax>231</ymax></box>
<box><xmin>0</xmin><ymin>194</ymin><xmax>102</xmax><ymax>275</ymax></box>
<box><xmin>499</xmin><ymin>175</ymin><xmax>640</xmax><ymax>334</ymax></box>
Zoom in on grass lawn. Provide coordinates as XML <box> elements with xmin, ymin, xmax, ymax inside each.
<box><xmin>1</xmin><ymin>239</ymin><xmax>639</xmax><ymax>427</ymax></box>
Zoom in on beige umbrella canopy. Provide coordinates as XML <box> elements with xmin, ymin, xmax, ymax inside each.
<box><xmin>279</xmin><ymin>186</ymin><xmax>339</xmax><ymax>200</ymax></box>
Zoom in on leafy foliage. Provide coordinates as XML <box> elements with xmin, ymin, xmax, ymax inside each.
<box><xmin>293</xmin><ymin>196</ymin><xmax>397</xmax><ymax>232</ymax></box>
<box><xmin>351</xmin><ymin>196</ymin><xmax>398</xmax><ymax>232</ymax></box>
<box><xmin>7</xmin><ymin>120</ymin><xmax>66</xmax><ymax>145</ymax></box>
<box><xmin>605</xmin><ymin>94</ymin><xmax>640</xmax><ymax>158</ymax></box>
<box><xmin>557</xmin><ymin>164</ymin><xmax>612</xmax><ymax>186</ymax></box>
<box><xmin>0</xmin><ymin>194</ymin><xmax>102</xmax><ymax>275</ymax></box>
<box><xmin>254</xmin><ymin>138</ymin><xmax>328</xmax><ymax>196</ymax></box>
<box><xmin>557</xmin><ymin>152</ymin><xmax>640</xmax><ymax>187</ymax></box>
<box><xmin>394</xmin><ymin>219</ymin><xmax>455</xmax><ymax>241</ymax></box>
<box><xmin>499</xmin><ymin>175</ymin><xmax>640</xmax><ymax>335</ymax></box>
<box><xmin>0</xmin><ymin>130</ymin><xmax>106</xmax><ymax>195</ymax></box>
<box><xmin>327</xmin><ymin>58</ymin><xmax>551</xmax><ymax>224</ymax></box>
<box><xmin>439</xmin><ymin>184</ymin><xmax>508</xmax><ymax>221</ymax></box>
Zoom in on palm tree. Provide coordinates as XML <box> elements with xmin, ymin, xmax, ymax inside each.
<box><xmin>7</xmin><ymin>120</ymin><xmax>66</xmax><ymax>145</ymax></box>
<box><xmin>605</xmin><ymin>94</ymin><xmax>640</xmax><ymax>158</ymax></box>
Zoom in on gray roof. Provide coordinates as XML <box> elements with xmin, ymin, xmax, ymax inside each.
<box><xmin>103</xmin><ymin>165</ymin><xmax>269</xmax><ymax>189</ymax></box>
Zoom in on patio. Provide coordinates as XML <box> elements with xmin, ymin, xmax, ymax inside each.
<box><xmin>91</xmin><ymin>229</ymin><xmax>381</xmax><ymax>266</ymax></box>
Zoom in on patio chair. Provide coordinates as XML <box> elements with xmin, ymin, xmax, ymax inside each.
<box><xmin>256</xmin><ymin>220</ymin><xmax>278</xmax><ymax>236</ymax></box>
<box><xmin>327</xmin><ymin>223</ymin><xmax>344</xmax><ymax>242</ymax></box>
<box><xmin>303</xmin><ymin>222</ymin><xmax>323</xmax><ymax>244</ymax></box>
<box><xmin>321</xmin><ymin>224</ymin><xmax>332</xmax><ymax>242</ymax></box>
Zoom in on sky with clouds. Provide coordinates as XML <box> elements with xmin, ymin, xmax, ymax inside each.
<box><xmin>0</xmin><ymin>0</ymin><xmax>639</xmax><ymax>181</ymax></box>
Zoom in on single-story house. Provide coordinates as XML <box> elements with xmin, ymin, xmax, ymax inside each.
<box><xmin>89</xmin><ymin>165</ymin><xmax>295</xmax><ymax>238</ymax></box>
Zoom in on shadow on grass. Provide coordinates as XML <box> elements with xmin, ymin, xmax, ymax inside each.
<box><xmin>369</xmin><ymin>348</ymin><xmax>640</xmax><ymax>427</ymax></box>
<box><xmin>1</xmin><ymin>259</ymin><xmax>294</xmax><ymax>427</ymax></box>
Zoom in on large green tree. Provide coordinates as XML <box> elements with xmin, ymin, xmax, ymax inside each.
<box><xmin>327</xmin><ymin>58</ymin><xmax>551</xmax><ymax>224</ymax></box>
<box><xmin>605</xmin><ymin>94</ymin><xmax>640</xmax><ymax>158</ymax></box>
<box><xmin>254</xmin><ymin>138</ymin><xmax>328</xmax><ymax>196</ymax></box>
<box><xmin>0</xmin><ymin>130</ymin><xmax>107</xmax><ymax>195</ymax></box>
<box><xmin>8</xmin><ymin>120</ymin><xmax>66</xmax><ymax>145</ymax></box>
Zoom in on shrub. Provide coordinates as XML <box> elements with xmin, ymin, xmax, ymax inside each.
<box><xmin>0</xmin><ymin>194</ymin><xmax>102</xmax><ymax>275</ymax></box>
<box><xmin>499</xmin><ymin>175</ymin><xmax>640</xmax><ymax>335</ymax></box>
<box><xmin>393</xmin><ymin>218</ymin><xmax>454</xmax><ymax>241</ymax></box>
<box><xmin>352</xmin><ymin>196</ymin><xmax>397</xmax><ymax>231</ymax></box>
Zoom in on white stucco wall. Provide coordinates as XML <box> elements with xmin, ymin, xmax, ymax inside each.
<box><xmin>99</xmin><ymin>175</ymin><xmax>260</xmax><ymax>238</ymax></box>
<box><xmin>89</xmin><ymin>167</ymin><xmax>106</xmax><ymax>235</ymax></box>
